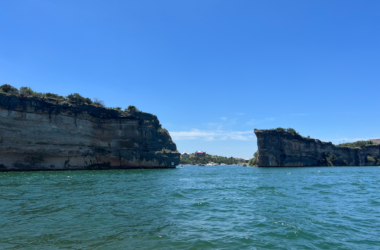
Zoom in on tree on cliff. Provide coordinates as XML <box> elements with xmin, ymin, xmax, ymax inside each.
<box><xmin>19</xmin><ymin>87</ymin><xmax>37</xmax><ymax>96</ymax></box>
<box><xmin>46</xmin><ymin>92</ymin><xmax>65</xmax><ymax>101</ymax></box>
<box><xmin>0</xmin><ymin>84</ymin><xmax>152</xmax><ymax>119</ymax></box>
<box><xmin>248</xmin><ymin>151</ymin><xmax>259</xmax><ymax>166</ymax></box>
<box><xmin>67</xmin><ymin>93</ymin><xmax>92</xmax><ymax>105</ymax></box>
<box><xmin>93</xmin><ymin>98</ymin><xmax>105</xmax><ymax>107</ymax></box>
<box><xmin>126</xmin><ymin>105</ymin><xmax>140</xmax><ymax>113</ymax></box>
<box><xmin>275</xmin><ymin>127</ymin><xmax>298</xmax><ymax>135</ymax></box>
<box><xmin>0</xmin><ymin>84</ymin><xmax>19</xmax><ymax>95</ymax></box>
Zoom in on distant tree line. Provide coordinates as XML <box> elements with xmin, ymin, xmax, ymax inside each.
<box><xmin>180</xmin><ymin>154</ymin><xmax>241</xmax><ymax>165</ymax></box>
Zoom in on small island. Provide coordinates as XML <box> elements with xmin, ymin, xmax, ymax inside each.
<box><xmin>0</xmin><ymin>84</ymin><xmax>180</xmax><ymax>171</ymax></box>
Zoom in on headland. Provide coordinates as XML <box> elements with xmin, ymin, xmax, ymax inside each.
<box><xmin>0</xmin><ymin>85</ymin><xmax>180</xmax><ymax>171</ymax></box>
<box><xmin>254</xmin><ymin>128</ymin><xmax>380</xmax><ymax>167</ymax></box>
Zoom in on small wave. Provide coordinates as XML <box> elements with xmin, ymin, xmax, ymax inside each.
<box><xmin>170</xmin><ymin>192</ymin><xmax>185</xmax><ymax>198</ymax></box>
<box><xmin>257</xmin><ymin>186</ymin><xmax>276</xmax><ymax>190</ymax></box>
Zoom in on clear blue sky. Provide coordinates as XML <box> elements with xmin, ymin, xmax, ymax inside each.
<box><xmin>1</xmin><ymin>1</ymin><xmax>379</xmax><ymax>159</ymax></box>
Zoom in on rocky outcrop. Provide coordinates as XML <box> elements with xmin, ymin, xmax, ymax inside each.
<box><xmin>254</xmin><ymin>129</ymin><xmax>380</xmax><ymax>167</ymax></box>
<box><xmin>0</xmin><ymin>93</ymin><xmax>180</xmax><ymax>171</ymax></box>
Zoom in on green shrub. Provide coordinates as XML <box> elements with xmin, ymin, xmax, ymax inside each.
<box><xmin>19</xmin><ymin>87</ymin><xmax>36</xmax><ymax>96</ymax></box>
<box><xmin>162</xmin><ymin>148</ymin><xmax>170</xmax><ymax>153</ymax></box>
<box><xmin>35</xmin><ymin>92</ymin><xmax>46</xmax><ymax>99</ymax></box>
<box><xmin>0</xmin><ymin>164</ymin><xmax>6</xmax><ymax>169</ymax></box>
<box><xmin>67</xmin><ymin>93</ymin><xmax>92</xmax><ymax>105</ymax></box>
<box><xmin>93</xmin><ymin>98</ymin><xmax>105</xmax><ymax>107</ymax></box>
<box><xmin>274</xmin><ymin>127</ymin><xmax>299</xmax><ymax>135</ymax></box>
<box><xmin>85</xmin><ymin>98</ymin><xmax>92</xmax><ymax>104</ymax></box>
<box><xmin>158</xmin><ymin>128</ymin><xmax>168</xmax><ymax>134</ymax></box>
<box><xmin>248</xmin><ymin>151</ymin><xmax>259</xmax><ymax>166</ymax></box>
<box><xmin>0</xmin><ymin>84</ymin><xmax>19</xmax><ymax>94</ymax></box>
<box><xmin>111</xmin><ymin>107</ymin><xmax>123</xmax><ymax>113</ymax></box>
<box><xmin>377</xmin><ymin>159</ymin><xmax>380</xmax><ymax>166</ymax></box>
<box><xmin>1</xmin><ymin>85</ymin><xmax>105</xmax><ymax>109</ymax></box>
<box><xmin>327</xmin><ymin>153</ymin><xmax>338</xmax><ymax>166</ymax></box>
<box><xmin>126</xmin><ymin>105</ymin><xmax>139</xmax><ymax>112</ymax></box>
<box><xmin>248</xmin><ymin>157</ymin><xmax>257</xmax><ymax>166</ymax></box>
<box><xmin>338</xmin><ymin>140</ymin><xmax>373</xmax><ymax>148</ymax></box>
<box><xmin>367</xmin><ymin>155</ymin><xmax>376</xmax><ymax>162</ymax></box>
<box><xmin>46</xmin><ymin>92</ymin><xmax>64</xmax><ymax>100</ymax></box>
<box><xmin>319</xmin><ymin>153</ymin><xmax>338</xmax><ymax>166</ymax></box>
<box><xmin>286</xmin><ymin>128</ymin><xmax>297</xmax><ymax>134</ymax></box>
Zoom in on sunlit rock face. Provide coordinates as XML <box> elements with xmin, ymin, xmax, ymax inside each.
<box><xmin>254</xmin><ymin>129</ymin><xmax>380</xmax><ymax>167</ymax></box>
<box><xmin>0</xmin><ymin>93</ymin><xmax>179</xmax><ymax>171</ymax></box>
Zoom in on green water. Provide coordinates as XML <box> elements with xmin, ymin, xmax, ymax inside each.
<box><xmin>1</xmin><ymin>166</ymin><xmax>380</xmax><ymax>250</ymax></box>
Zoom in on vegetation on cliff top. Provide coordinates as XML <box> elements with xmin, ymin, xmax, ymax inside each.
<box><xmin>0</xmin><ymin>84</ymin><xmax>160</xmax><ymax>121</ymax></box>
<box><xmin>1</xmin><ymin>84</ymin><xmax>107</xmax><ymax>106</ymax></box>
<box><xmin>337</xmin><ymin>140</ymin><xmax>373</xmax><ymax>148</ymax></box>
<box><xmin>255</xmin><ymin>127</ymin><xmax>311</xmax><ymax>140</ymax></box>
<box><xmin>273</xmin><ymin>127</ymin><xmax>298</xmax><ymax>134</ymax></box>
<box><xmin>256</xmin><ymin>127</ymin><xmax>302</xmax><ymax>136</ymax></box>
<box><xmin>258</xmin><ymin>128</ymin><xmax>375</xmax><ymax>149</ymax></box>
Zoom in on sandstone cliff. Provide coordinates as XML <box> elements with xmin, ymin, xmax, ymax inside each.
<box><xmin>0</xmin><ymin>93</ymin><xmax>180</xmax><ymax>171</ymax></box>
<box><xmin>254</xmin><ymin>129</ymin><xmax>380</xmax><ymax>167</ymax></box>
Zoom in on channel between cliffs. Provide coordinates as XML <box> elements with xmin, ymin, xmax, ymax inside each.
<box><xmin>254</xmin><ymin>129</ymin><xmax>380</xmax><ymax>167</ymax></box>
<box><xmin>0</xmin><ymin>93</ymin><xmax>180</xmax><ymax>171</ymax></box>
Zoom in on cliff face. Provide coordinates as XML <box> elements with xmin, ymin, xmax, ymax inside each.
<box><xmin>0</xmin><ymin>93</ymin><xmax>180</xmax><ymax>171</ymax></box>
<box><xmin>254</xmin><ymin>129</ymin><xmax>380</xmax><ymax>167</ymax></box>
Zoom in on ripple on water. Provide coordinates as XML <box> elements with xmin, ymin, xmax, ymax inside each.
<box><xmin>1</xmin><ymin>166</ymin><xmax>380</xmax><ymax>249</ymax></box>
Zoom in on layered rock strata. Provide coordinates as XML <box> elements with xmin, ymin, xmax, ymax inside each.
<box><xmin>0</xmin><ymin>93</ymin><xmax>180</xmax><ymax>171</ymax></box>
<box><xmin>254</xmin><ymin>129</ymin><xmax>380</xmax><ymax>167</ymax></box>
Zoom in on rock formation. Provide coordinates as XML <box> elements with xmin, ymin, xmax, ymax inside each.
<box><xmin>0</xmin><ymin>93</ymin><xmax>180</xmax><ymax>171</ymax></box>
<box><xmin>254</xmin><ymin>129</ymin><xmax>380</xmax><ymax>167</ymax></box>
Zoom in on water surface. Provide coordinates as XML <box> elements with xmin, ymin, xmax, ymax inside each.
<box><xmin>1</xmin><ymin>166</ymin><xmax>380</xmax><ymax>249</ymax></box>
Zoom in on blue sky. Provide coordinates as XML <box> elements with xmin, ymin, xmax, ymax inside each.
<box><xmin>1</xmin><ymin>0</ymin><xmax>379</xmax><ymax>159</ymax></box>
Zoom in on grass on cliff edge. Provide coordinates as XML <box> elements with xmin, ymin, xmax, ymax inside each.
<box><xmin>255</xmin><ymin>127</ymin><xmax>309</xmax><ymax>139</ymax></box>
<box><xmin>337</xmin><ymin>140</ymin><xmax>373</xmax><ymax>148</ymax></box>
<box><xmin>256</xmin><ymin>127</ymin><xmax>375</xmax><ymax>149</ymax></box>
<box><xmin>0</xmin><ymin>84</ymin><xmax>155</xmax><ymax>118</ymax></box>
